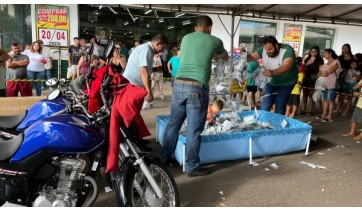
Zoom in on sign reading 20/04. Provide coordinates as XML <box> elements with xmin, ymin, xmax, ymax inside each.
<box><xmin>38</xmin><ymin>28</ymin><xmax>68</xmax><ymax>47</ymax></box>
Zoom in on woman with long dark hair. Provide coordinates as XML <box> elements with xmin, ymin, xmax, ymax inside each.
<box><xmin>335</xmin><ymin>43</ymin><xmax>357</xmax><ymax>114</ymax></box>
<box><xmin>300</xmin><ymin>46</ymin><xmax>324</xmax><ymax>115</ymax></box>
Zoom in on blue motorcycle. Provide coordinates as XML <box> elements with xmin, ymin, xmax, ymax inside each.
<box><xmin>0</xmin><ymin>44</ymin><xmax>180</xmax><ymax>206</ymax></box>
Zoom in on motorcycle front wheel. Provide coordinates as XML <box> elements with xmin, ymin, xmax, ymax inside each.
<box><xmin>126</xmin><ymin>160</ymin><xmax>180</xmax><ymax>207</ymax></box>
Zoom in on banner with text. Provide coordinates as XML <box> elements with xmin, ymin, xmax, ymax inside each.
<box><xmin>36</xmin><ymin>4</ymin><xmax>69</xmax><ymax>47</ymax></box>
<box><xmin>282</xmin><ymin>24</ymin><xmax>302</xmax><ymax>55</ymax></box>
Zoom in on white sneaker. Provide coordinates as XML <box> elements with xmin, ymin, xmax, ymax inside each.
<box><xmin>142</xmin><ymin>101</ymin><xmax>151</xmax><ymax>110</ymax></box>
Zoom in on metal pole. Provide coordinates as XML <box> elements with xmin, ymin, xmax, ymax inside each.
<box><xmin>229</xmin><ymin>11</ymin><xmax>235</xmax><ymax>70</ymax></box>
<box><xmin>57</xmin><ymin>46</ymin><xmax>61</xmax><ymax>88</ymax></box>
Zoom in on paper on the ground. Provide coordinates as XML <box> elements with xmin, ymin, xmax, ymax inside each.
<box><xmin>250</xmin><ymin>161</ymin><xmax>259</xmax><ymax>166</ymax></box>
<box><xmin>299</xmin><ymin>161</ymin><xmax>327</xmax><ymax>170</ymax></box>
<box><xmin>270</xmin><ymin>163</ymin><xmax>279</xmax><ymax>169</ymax></box>
<box><xmin>105</xmin><ymin>186</ymin><xmax>113</xmax><ymax>193</ymax></box>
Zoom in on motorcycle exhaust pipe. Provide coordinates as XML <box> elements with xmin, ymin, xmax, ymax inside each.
<box><xmin>82</xmin><ymin>175</ymin><xmax>99</xmax><ymax>207</ymax></box>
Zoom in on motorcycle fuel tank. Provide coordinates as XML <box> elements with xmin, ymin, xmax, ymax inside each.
<box><xmin>17</xmin><ymin>96</ymin><xmax>72</xmax><ymax>131</ymax></box>
<box><xmin>11</xmin><ymin>114</ymin><xmax>104</xmax><ymax>163</ymax></box>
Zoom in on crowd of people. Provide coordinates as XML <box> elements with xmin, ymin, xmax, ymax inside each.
<box><xmin>245</xmin><ymin>37</ymin><xmax>362</xmax><ymax>142</ymax></box>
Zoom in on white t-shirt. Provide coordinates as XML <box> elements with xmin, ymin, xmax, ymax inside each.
<box><xmin>23</xmin><ymin>51</ymin><xmax>45</xmax><ymax>72</ymax></box>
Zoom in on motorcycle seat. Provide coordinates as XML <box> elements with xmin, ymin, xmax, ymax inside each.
<box><xmin>0</xmin><ymin>110</ymin><xmax>27</xmax><ymax>129</ymax></box>
<box><xmin>0</xmin><ymin>132</ymin><xmax>23</xmax><ymax>161</ymax></box>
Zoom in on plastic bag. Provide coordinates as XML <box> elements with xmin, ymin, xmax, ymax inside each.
<box><xmin>315</xmin><ymin>76</ymin><xmax>326</xmax><ymax>90</ymax></box>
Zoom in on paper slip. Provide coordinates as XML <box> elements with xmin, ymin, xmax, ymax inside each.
<box><xmin>281</xmin><ymin>119</ymin><xmax>288</xmax><ymax>128</ymax></box>
<box><xmin>222</xmin><ymin>120</ymin><xmax>233</xmax><ymax>131</ymax></box>
<box><xmin>243</xmin><ymin>115</ymin><xmax>255</xmax><ymax>124</ymax></box>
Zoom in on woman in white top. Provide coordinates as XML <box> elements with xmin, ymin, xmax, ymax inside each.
<box><xmin>23</xmin><ymin>41</ymin><xmax>46</xmax><ymax>96</ymax></box>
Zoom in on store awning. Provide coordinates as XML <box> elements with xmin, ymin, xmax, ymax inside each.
<box><xmin>118</xmin><ymin>4</ymin><xmax>362</xmax><ymax>27</ymax></box>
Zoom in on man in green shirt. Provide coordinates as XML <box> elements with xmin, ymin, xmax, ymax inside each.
<box><xmin>161</xmin><ymin>15</ymin><xmax>228</xmax><ymax>177</ymax></box>
<box><xmin>247</xmin><ymin>36</ymin><xmax>298</xmax><ymax>114</ymax></box>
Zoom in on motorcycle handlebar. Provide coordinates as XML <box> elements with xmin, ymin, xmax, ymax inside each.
<box><xmin>73</xmin><ymin>104</ymin><xmax>94</xmax><ymax>119</ymax></box>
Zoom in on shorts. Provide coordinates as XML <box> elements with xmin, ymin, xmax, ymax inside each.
<box><xmin>67</xmin><ymin>65</ymin><xmax>77</xmax><ymax>79</ymax></box>
<box><xmin>321</xmin><ymin>89</ymin><xmax>336</xmax><ymax>101</ymax></box>
<box><xmin>246</xmin><ymin>85</ymin><xmax>257</xmax><ymax>93</ymax></box>
<box><xmin>287</xmin><ymin>94</ymin><xmax>300</xmax><ymax>106</ymax></box>
<box><xmin>351</xmin><ymin>107</ymin><xmax>362</xmax><ymax>124</ymax></box>
<box><xmin>152</xmin><ymin>72</ymin><xmax>163</xmax><ymax>82</ymax></box>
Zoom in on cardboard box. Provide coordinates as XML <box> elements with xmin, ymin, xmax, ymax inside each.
<box><xmin>0</xmin><ymin>97</ymin><xmax>45</xmax><ymax>116</ymax></box>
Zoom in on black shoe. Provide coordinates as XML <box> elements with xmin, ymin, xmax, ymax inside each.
<box><xmin>135</xmin><ymin>138</ymin><xmax>152</xmax><ymax>151</ymax></box>
<box><xmin>187</xmin><ymin>167</ymin><xmax>211</xmax><ymax>177</ymax></box>
<box><xmin>299</xmin><ymin>110</ymin><xmax>306</xmax><ymax>115</ymax></box>
<box><xmin>161</xmin><ymin>158</ymin><xmax>178</xmax><ymax>167</ymax></box>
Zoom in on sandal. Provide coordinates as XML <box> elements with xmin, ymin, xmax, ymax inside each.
<box><xmin>321</xmin><ymin>118</ymin><xmax>333</xmax><ymax>123</ymax></box>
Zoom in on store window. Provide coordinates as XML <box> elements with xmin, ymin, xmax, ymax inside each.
<box><xmin>302</xmin><ymin>26</ymin><xmax>335</xmax><ymax>56</ymax></box>
<box><xmin>238</xmin><ymin>20</ymin><xmax>277</xmax><ymax>53</ymax></box>
<box><xmin>0</xmin><ymin>4</ymin><xmax>32</xmax><ymax>51</ymax></box>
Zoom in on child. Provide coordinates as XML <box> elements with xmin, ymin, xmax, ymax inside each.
<box><xmin>206</xmin><ymin>99</ymin><xmax>224</xmax><ymax>124</ymax></box>
<box><xmin>285</xmin><ymin>57</ymin><xmax>305</xmax><ymax>118</ymax></box>
<box><xmin>342</xmin><ymin>79</ymin><xmax>362</xmax><ymax>141</ymax></box>
<box><xmin>341</xmin><ymin>60</ymin><xmax>361</xmax><ymax>116</ymax></box>
<box><xmin>90</xmin><ymin>55</ymin><xmax>105</xmax><ymax>70</ymax></box>
<box><xmin>242</xmin><ymin>60</ymin><xmax>259</xmax><ymax>109</ymax></box>
<box><xmin>168</xmin><ymin>50</ymin><xmax>180</xmax><ymax>88</ymax></box>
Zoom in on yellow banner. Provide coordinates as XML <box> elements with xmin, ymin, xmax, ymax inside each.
<box><xmin>36</xmin><ymin>4</ymin><xmax>70</xmax><ymax>47</ymax></box>
<box><xmin>282</xmin><ymin>24</ymin><xmax>303</xmax><ymax>54</ymax></box>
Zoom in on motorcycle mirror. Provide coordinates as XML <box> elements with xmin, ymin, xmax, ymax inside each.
<box><xmin>47</xmin><ymin>89</ymin><xmax>62</xmax><ymax>100</ymax></box>
<box><xmin>46</xmin><ymin>78</ymin><xmax>59</xmax><ymax>87</ymax></box>
<box><xmin>104</xmin><ymin>40</ymin><xmax>115</xmax><ymax>60</ymax></box>
<box><xmin>59</xmin><ymin>78</ymin><xmax>66</xmax><ymax>84</ymax></box>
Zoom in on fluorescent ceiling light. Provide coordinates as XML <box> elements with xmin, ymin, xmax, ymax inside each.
<box><xmin>146</xmin><ymin>24</ymin><xmax>150</xmax><ymax>27</ymax></box>
<box><xmin>182</xmin><ymin>20</ymin><xmax>191</xmax><ymax>25</ymax></box>
<box><xmin>99</xmin><ymin>5</ymin><xmax>102</xmax><ymax>10</ymax></box>
<box><xmin>158</xmin><ymin>18</ymin><xmax>164</xmax><ymax>23</ymax></box>
<box><xmin>145</xmin><ymin>9</ymin><xmax>152</xmax><ymax>15</ymax></box>
<box><xmin>167</xmin><ymin>25</ymin><xmax>175</xmax><ymax>29</ymax></box>
<box><xmin>124</xmin><ymin>21</ymin><xmax>129</xmax><ymax>25</ymax></box>
<box><xmin>108</xmin><ymin>7</ymin><xmax>118</xmax><ymax>15</ymax></box>
<box><xmin>175</xmin><ymin>12</ymin><xmax>185</xmax><ymax>18</ymax></box>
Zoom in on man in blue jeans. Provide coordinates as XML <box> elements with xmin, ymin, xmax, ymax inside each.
<box><xmin>247</xmin><ymin>36</ymin><xmax>298</xmax><ymax>115</ymax></box>
<box><xmin>160</xmin><ymin>16</ymin><xmax>228</xmax><ymax>177</ymax></box>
